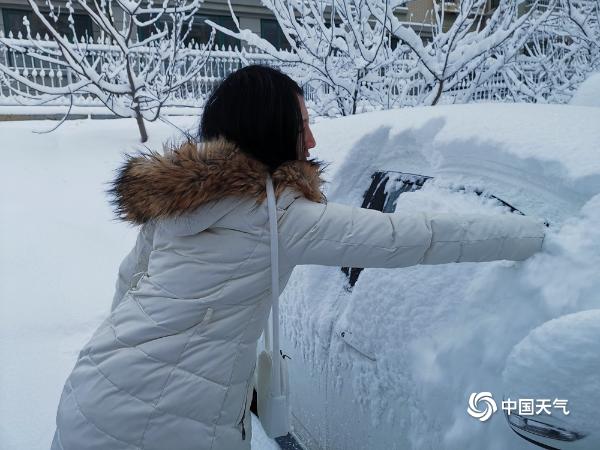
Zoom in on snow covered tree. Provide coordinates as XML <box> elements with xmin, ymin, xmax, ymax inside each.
<box><xmin>502</xmin><ymin>0</ymin><xmax>600</xmax><ymax>103</ymax></box>
<box><xmin>206</xmin><ymin>0</ymin><xmax>410</xmax><ymax>116</ymax></box>
<box><xmin>368</xmin><ymin>0</ymin><xmax>555</xmax><ymax>105</ymax></box>
<box><xmin>0</xmin><ymin>0</ymin><xmax>213</xmax><ymax>142</ymax></box>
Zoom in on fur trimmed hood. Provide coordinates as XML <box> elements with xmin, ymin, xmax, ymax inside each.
<box><xmin>108</xmin><ymin>138</ymin><xmax>327</xmax><ymax>225</ymax></box>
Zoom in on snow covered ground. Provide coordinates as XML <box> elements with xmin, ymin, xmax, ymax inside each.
<box><xmin>1</xmin><ymin>101</ymin><xmax>599</xmax><ymax>450</ymax></box>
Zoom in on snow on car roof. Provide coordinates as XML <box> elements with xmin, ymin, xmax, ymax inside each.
<box><xmin>311</xmin><ymin>103</ymin><xmax>600</xmax><ymax>223</ymax></box>
<box><xmin>313</xmin><ymin>103</ymin><xmax>600</xmax><ymax>182</ymax></box>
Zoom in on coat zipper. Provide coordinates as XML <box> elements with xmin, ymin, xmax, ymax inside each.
<box><xmin>240</xmin><ymin>409</ymin><xmax>246</xmax><ymax>440</ymax></box>
<box><xmin>238</xmin><ymin>393</ymin><xmax>248</xmax><ymax>440</ymax></box>
<box><xmin>238</xmin><ymin>363</ymin><xmax>256</xmax><ymax>440</ymax></box>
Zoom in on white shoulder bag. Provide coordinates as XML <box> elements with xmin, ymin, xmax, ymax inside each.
<box><xmin>256</xmin><ymin>174</ymin><xmax>291</xmax><ymax>439</ymax></box>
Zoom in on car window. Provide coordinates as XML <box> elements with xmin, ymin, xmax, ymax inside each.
<box><xmin>341</xmin><ymin>170</ymin><xmax>531</xmax><ymax>289</ymax></box>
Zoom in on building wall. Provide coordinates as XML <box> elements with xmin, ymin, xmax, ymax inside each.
<box><xmin>0</xmin><ymin>0</ymin><xmax>270</xmax><ymax>40</ymax></box>
<box><xmin>0</xmin><ymin>0</ymin><xmax>503</xmax><ymax>46</ymax></box>
<box><xmin>0</xmin><ymin>0</ymin><xmax>126</xmax><ymax>39</ymax></box>
<box><xmin>407</xmin><ymin>0</ymin><xmax>434</xmax><ymax>25</ymax></box>
<box><xmin>405</xmin><ymin>0</ymin><xmax>501</xmax><ymax>33</ymax></box>
<box><xmin>202</xmin><ymin>0</ymin><xmax>267</xmax><ymax>45</ymax></box>
<box><xmin>203</xmin><ymin>0</ymin><xmax>272</xmax><ymax>18</ymax></box>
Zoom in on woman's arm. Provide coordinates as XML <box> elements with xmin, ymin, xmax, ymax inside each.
<box><xmin>110</xmin><ymin>221</ymin><xmax>156</xmax><ymax>312</ymax></box>
<box><xmin>278</xmin><ymin>197</ymin><xmax>545</xmax><ymax>268</ymax></box>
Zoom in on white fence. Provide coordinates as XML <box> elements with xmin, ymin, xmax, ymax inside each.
<box><xmin>0</xmin><ymin>37</ymin><xmax>284</xmax><ymax>108</ymax></box>
<box><xmin>0</xmin><ymin>36</ymin><xmax>518</xmax><ymax>113</ymax></box>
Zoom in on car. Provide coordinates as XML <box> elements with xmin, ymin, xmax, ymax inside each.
<box><xmin>262</xmin><ymin>104</ymin><xmax>600</xmax><ymax>450</ymax></box>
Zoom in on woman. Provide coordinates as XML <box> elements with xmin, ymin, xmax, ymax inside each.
<box><xmin>51</xmin><ymin>65</ymin><xmax>545</xmax><ymax>450</ymax></box>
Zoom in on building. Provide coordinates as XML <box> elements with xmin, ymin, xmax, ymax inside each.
<box><xmin>0</xmin><ymin>1</ymin><xmax>503</xmax><ymax>49</ymax></box>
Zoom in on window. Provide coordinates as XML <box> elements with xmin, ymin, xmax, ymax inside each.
<box><xmin>260</xmin><ymin>19</ymin><xmax>290</xmax><ymax>51</ymax></box>
<box><xmin>341</xmin><ymin>171</ymin><xmax>431</xmax><ymax>288</ymax></box>
<box><xmin>137</xmin><ymin>15</ymin><xmax>240</xmax><ymax>49</ymax></box>
<box><xmin>3</xmin><ymin>8</ymin><xmax>93</xmax><ymax>40</ymax></box>
<box><xmin>190</xmin><ymin>15</ymin><xmax>240</xmax><ymax>48</ymax></box>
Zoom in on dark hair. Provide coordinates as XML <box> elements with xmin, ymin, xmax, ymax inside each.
<box><xmin>200</xmin><ymin>65</ymin><xmax>305</xmax><ymax>172</ymax></box>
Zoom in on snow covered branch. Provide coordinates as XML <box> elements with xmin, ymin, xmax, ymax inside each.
<box><xmin>207</xmin><ymin>0</ymin><xmax>415</xmax><ymax>116</ymax></box>
<box><xmin>0</xmin><ymin>0</ymin><xmax>213</xmax><ymax>142</ymax></box>
<box><xmin>502</xmin><ymin>0</ymin><xmax>600</xmax><ymax>103</ymax></box>
<box><xmin>367</xmin><ymin>0</ymin><xmax>555</xmax><ymax>105</ymax></box>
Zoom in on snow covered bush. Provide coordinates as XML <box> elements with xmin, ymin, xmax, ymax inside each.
<box><xmin>502</xmin><ymin>0</ymin><xmax>600</xmax><ymax>103</ymax></box>
<box><xmin>0</xmin><ymin>0</ymin><xmax>213</xmax><ymax>142</ymax></box>
<box><xmin>208</xmin><ymin>0</ymin><xmax>558</xmax><ymax>113</ymax></box>
<box><xmin>206</xmin><ymin>0</ymin><xmax>413</xmax><ymax>116</ymax></box>
<box><xmin>368</xmin><ymin>0</ymin><xmax>554</xmax><ymax>105</ymax></box>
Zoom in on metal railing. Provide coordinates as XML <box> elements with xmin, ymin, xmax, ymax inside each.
<box><xmin>0</xmin><ymin>37</ymin><xmax>285</xmax><ymax>107</ymax></box>
<box><xmin>0</xmin><ymin>36</ymin><xmax>527</xmax><ymax>113</ymax></box>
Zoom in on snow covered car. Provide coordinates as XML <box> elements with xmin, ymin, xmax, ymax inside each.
<box><xmin>271</xmin><ymin>103</ymin><xmax>600</xmax><ymax>450</ymax></box>
<box><xmin>503</xmin><ymin>309</ymin><xmax>600</xmax><ymax>450</ymax></box>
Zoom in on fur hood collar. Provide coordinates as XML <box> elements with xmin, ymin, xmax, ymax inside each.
<box><xmin>108</xmin><ymin>138</ymin><xmax>327</xmax><ymax>225</ymax></box>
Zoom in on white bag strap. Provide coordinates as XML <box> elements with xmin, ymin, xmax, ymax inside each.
<box><xmin>265</xmin><ymin>174</ymin><xmax>281</xmax><ymax>397</ymax></box>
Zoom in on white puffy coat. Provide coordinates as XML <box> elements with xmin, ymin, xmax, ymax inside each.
<box><xmin>51</xmin><ymin>139</ymin><xmax>545</xmax><ymax>450</ymax></box>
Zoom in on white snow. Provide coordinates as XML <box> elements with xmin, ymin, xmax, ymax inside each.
<box><xmin>503</xmin><ymin>309</ymin><xmax>600</xmax><ymax>433</ymax></box>
<box><xmin>313</xmin><ymin>102</ymin><xmax>600</xmax><ymax>183</ymax></box>
<box><xmin>569</xmin><ymin>72</ymin><xmax>600</xmax><ymax>107</ymax></box>
<box><xmin>1</xmin><ymin>102</ymin><xmax>599</xmax><ymax>450</ymax></box>
<box><xmin>312</xmin><ymin>103</ymin><xmax>600</xmax><ymax>226</ymax></box>
<box><xmin>250</xmin><ymin>415</ymin><xmax>281</xmax><ymax>450</ymax></box>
